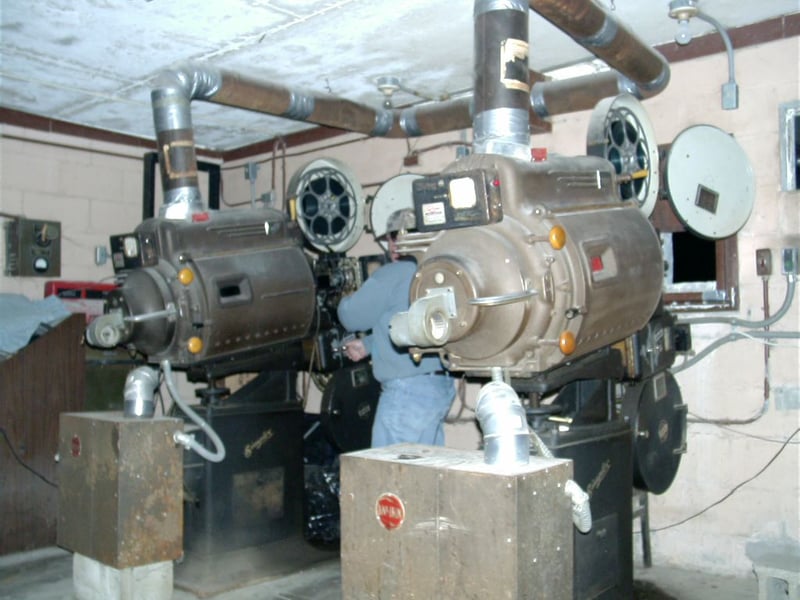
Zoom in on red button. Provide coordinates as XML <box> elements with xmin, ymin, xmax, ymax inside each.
<box><xmin>591</xmin><ymin>256</ymin><xmax>604</xmax><ymax>272</ymax></box>
<box><xmin>192</xmin><ymin>212</ymin><xmax>210</xmax><ymax>222</ymax></box>
<box><xmin>531</xmin><ymin>148</ymin><xmax>548</xmax><ymax>162</ymax></box>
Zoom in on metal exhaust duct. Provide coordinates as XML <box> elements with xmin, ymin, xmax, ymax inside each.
<box><xmin>150</xmin><ymin>64</ymin><xmax>479</xmax><ymax>218</ymax></box>
<box><xmin>150</xmin><ymin>0</ymin><xmax>671</xmax><ymax>217</ymax></box>
<box><xmin>528</xmin><ymin>0</ymin><xmax>671</xmax><ymax>117</ymax></box>
<box><xmin>473</xmin><ymin>0</ymin><xmax>531</xmax><ymax>160</ymax></box>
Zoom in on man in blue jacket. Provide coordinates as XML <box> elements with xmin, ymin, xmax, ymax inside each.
<box><xmin>337</xmin><ymin>210</ymin><xmax>455</xmax><ymax>447</ymax></box>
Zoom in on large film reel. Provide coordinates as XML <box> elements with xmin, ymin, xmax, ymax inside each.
<box><xmin>587</xmin><ymin>94</ymin><xmax>660</xmax><ymax>216</ymax></box>
<box><xmin>369</xmin><ymin>173</ymin><xmax>422</xmax><ymax>250</ymax></box>
<box><xmin>621</xmin><ymin>371</ymin><xmax>687</xmax><ymax>495</ymax></box>
<box><xmin>288</xmin><ymin>158</ymin><xmax>365</xmax><ymax>253</ymax></box>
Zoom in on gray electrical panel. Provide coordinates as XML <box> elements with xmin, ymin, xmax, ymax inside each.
<box><xmin>4</xmin><ymin>218</ymin><xmax>61</xmax><ymax>277</ymax></box>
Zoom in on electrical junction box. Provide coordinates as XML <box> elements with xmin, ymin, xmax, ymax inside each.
<box><xmin>340</xmin><ymin>443</ymin><xmax>574</xmax><ymax>599</ymax></box>
<box><xmin>4</xmin><ymin>217</ymin><xmax>61</xmax><ymax>277</ymax></box>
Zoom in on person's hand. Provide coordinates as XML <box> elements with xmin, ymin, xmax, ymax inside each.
<box><xmin>343</xmin><ymin>338</ymin><xmax>368</xmax><ymax>362</ymax></box>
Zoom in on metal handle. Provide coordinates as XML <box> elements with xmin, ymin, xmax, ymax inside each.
<box><xmin>468</xmin><ymin>289</ymin><xmax>537</xmax><ymax>307</ymax></box>
<box><xmin>124</xmin><ymin>303</ymin><xmax>177</xmax><ymax>323</ymax></box>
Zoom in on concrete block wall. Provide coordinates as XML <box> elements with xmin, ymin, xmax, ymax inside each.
<box><xmin>1</xmin><ymin>36</ymin><xmax>797</xmax><ymax>578</ymax></box>
<box><xmin>0</xmin><ymin>126</ymin><xmax>142</xmax><ymax>298</ymax></box>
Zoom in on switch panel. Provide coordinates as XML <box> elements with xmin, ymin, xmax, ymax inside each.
<box><xmin>4</xmin><ymin>218</ymin><xmax>62</xmax><ymax>277</ymax></box>
<box><xmin>755</xmin><ymin>248</ymin><xmax>772</xmax><ymax>277</ymax></box>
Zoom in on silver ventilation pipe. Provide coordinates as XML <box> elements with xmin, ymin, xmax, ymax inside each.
<box><xmin>473</xmin><ymin>0</ymin><xmax>531</xmax><ymax>160</ymax></box>
<box><xmin>151</xmin><ymin>65</ymin><xmax>222</xmax><ymax>220</ymax></box>
<box><xmin>475</xmin><ymin>376</ymin><xmax>531</xmax><ymax>466</ymax></box>
<box><xmin>123</xmin><ymin>365</ymin><xmax>160</xmax><ymax>418</ymax></box>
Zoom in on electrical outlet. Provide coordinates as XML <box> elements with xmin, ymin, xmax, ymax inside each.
<box><xmin>755</xmin><ymin>248</ymin><xmax>772</xmax><ymax>276</ymax></box>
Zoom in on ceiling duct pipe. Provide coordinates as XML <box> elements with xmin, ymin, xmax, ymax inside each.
<box><xmin>151</xmin><ymin>66</ymin><xmax>219</xmax><ymax>219</ymax></box>
<box><xmin>531</xmin><ymin>70</ymin><xmax>645</xmax><ymax>117</ymax></box>
<box><xmin>151</xmin><ymin>64</ymin><xmax>481</xmax><ymax>217</ymax></box>
<box><xmin>528</xmin><ymin>0</ymin><xmax>671</xmax><ymax>118</ymax></box>
<box><xmin>473</xmin><ymin>0</ymin><xmax>531</xmax><ymax>160</ymax></box>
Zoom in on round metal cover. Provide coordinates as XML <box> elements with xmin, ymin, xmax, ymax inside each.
<box><xmin>369</xmin><ymin>173</ymin><xmax>421</xmax><ymax>250</ymax></box>
<box><xmin>587</xmin><ymin>94</ymin><xmax>660</xmax><ymax>216</ymax></box>
<box><xmin>320</xmin><ymin>364</ymin><xmax>380</xmax><ymax>452</ymax></box>
<box><xmin>666</xmin><ymin>125</ymin><xmax>755</xmax><ymax>239</ymax></box>
<box><xmin>288</xmin><ymin>158</ymin><xmax>365</xmax><ymax>253</ymax></box>
<box><xmin>622</xmin><ymin>371</ymin><xmax>687</xmax><ymax>495</ymax></box>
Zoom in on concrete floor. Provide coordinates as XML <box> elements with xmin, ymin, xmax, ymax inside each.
<box><xmin>0</xmin><ymin>545</ymin><xmax>760</xmax><ymax>600</ymax></box>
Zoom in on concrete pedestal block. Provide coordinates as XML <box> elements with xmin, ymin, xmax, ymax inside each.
<box><xmin>73</xmin><ymin>553</ymin><xmax>173</xmax><ymax>600</ymax></box>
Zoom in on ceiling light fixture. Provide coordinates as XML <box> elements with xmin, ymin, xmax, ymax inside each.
<box><xmin>668</xmin><ymin>0</ymin><xmax>739</xmax><ymax>110</ymax></box>
<box><xmin>376</xmin><ymin>76</ymin><xmax>401</xmax><ymax>108</ymax></box>
<box><xmin>375</xmin><ymin>76</ymin><xmax>449</xmax><ymax>108</ymax></box>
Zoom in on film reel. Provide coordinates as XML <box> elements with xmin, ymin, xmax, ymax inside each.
<box><xmin>587</xmin><ymin>94</ymin><xmax>660</xmax><ymax>216</ymax></box>
<box><xmin>288</xmin><ymin>158</ymin><xmax>365</xmax><ymax>253</ymax></box>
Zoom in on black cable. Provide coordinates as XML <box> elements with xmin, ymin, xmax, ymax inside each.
<box><xmin>694</xmin><ymin>422</ymin><xmax>800</xmax><ymax>444</ymax></box>
<box><xmin>0</xmin><ymin>427</ymin><xmax>58</xmax><ymax>488</ymax></box>
<box><xmin>647</xmin><ymin>427</ymin><xmax>799</xmax><ymax>532</ymax></box>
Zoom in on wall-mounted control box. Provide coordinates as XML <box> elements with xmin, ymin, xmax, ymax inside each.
<box><xmin>4</xmin><ymin>218</ymin><xmax>62</xmax><ymax>277</ymax></box>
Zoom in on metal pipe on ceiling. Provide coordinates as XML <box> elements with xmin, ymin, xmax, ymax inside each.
<box><xmin>150</xmin><ymin>0</ymin><xmax>671</xmax><ymax>217</ymax></box>
<box><xmin>531</xmin><ymin>71</ymin><xmax>647</xmax><ymax>118</ymax></box>
<box><xmin>150</xmin><ymin>63</ymin><xmax>478</xmax><ymax>217</ymax></box>
<box><xmin>528</xmin><ymin>0</ymin><xmax>671</xmax><ymax>117</ymax></box>
<box><xmin>529</xmin><ymin>0</ymin><xmax>670</xmax><ymax>91</ymax></box>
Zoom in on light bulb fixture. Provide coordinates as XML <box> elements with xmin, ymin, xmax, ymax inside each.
<box><xmin>673</xmin><ymin>19</ymin><xmax>693</xmax><ymax>46</ymax></box>
<box><xmin>376</xmin><ymin>76</ymin><xmax>401</xmax><ymax>108</ymax></box>
<box><xmin>667</xmin><ymin>0</ymin><xmax>739</xmax><ymax>110</ymax></box>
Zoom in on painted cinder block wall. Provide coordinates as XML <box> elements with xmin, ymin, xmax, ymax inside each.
<box><xmin>1</xmin><ymin>37</ymin><xmax>797</xmax><ymax>576</ymax></box>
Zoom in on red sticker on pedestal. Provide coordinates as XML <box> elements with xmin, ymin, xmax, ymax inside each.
<box><xmin>375</xmin><ymin>493</ymin><xmax>405</xmax><ymax>530</ymax></box>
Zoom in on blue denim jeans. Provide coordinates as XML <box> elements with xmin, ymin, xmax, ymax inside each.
<box><xmin>371</xmin><ymin>374</ymin><xmax>456</xmax><ymax>447</ymax></box>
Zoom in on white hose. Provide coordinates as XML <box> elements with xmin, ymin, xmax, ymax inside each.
<box><xmin>564</xmin><ymin>479</ymin><xmax>593</xmax><ymax>534</ymax></box>
<box><xmin>161</xmin><ymin>359</ymin><xmax>226</xmax><ymax>463</ymax></box>
<box><xmin>530</xmin><ymin>428</ymin><xmax>592</xmax><ymax>533</ymax></box>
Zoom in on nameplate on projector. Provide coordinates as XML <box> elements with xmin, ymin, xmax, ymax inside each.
<box><xmin>412</xmin><ymin>169</ymin><xmax>503</xmax><ymax>232</ymax></box>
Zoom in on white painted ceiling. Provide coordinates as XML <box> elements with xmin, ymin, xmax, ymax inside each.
<box><xmin>1</xmin><ymin>0</ymin><xmax>797</xmax><ymax>151</ymax></box>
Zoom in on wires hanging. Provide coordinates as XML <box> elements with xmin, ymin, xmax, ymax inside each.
<box><xmin>0</xmin><ymin>427</ymin><xmax>57</xmax><ymax>488</ymax></box>
<box><xmin>647</xmin><ymin>428</ymin><xmax>799</xmax><ymax>532</ymax></box>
